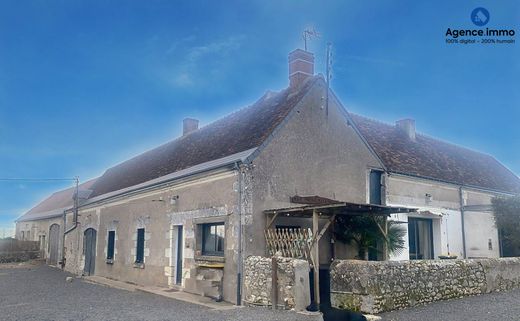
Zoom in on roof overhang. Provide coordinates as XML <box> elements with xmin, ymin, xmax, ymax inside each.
<box><xmin>82</xmin><ymin>148</ymin><xmax>257</xmax><ymax>207</ymax></box>
<box><xmin>16</xmin><ymin>207</ymin><xmax>68</xmax><ymax>222</ymax></box>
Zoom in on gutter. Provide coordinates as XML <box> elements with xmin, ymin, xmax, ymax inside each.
<box><xmin>459</xmin><ymin>186</ymin><xmax>467</xmax><ymax>259</ymax></box>
<box><xmin>234</xmin><ymin>161</ymin><xmax>244</xmax><ymax>306</ymax></box>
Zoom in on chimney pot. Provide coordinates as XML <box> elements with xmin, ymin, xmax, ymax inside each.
<box><xmin>288</xmin><ymin>49</ymin><xmax>314</xmax><ymax>89</ymax></box>
<box><xmin>183</xmin><ymin>118</ymin><xmax>199</xmax><ymax>135</ymax></box>
<box><xmin>396</xmin><ymin>119</ymin><xmax>416</xmax><ymax>141</ymax></box>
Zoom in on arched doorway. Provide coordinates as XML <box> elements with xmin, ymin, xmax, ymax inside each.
<box><xmin>83</xmin><ymin>228</ymin><xmax>97</xmax><ymax>275</ymax></box>
<box><xmin>48</xmin><ymin>224</ymin><xmax>60</xmax><ymax>265</ymax></box>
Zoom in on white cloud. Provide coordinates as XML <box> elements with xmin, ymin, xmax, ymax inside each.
<box><xmin>165</xmin><ymin>35</ymin><xmax>244</xmax><ymax>89</ymax></box>
<box><xmin>173</xmin><ymin>72</ymin><xmax>194</xmax><ymax>87</ymax></box>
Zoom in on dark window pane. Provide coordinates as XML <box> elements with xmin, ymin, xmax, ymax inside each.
<box><xmin>202</xmin><ymin>223</ymin><xmax>225</xmax><ymax>256</ymax></box>
<box><xmin>369</xmin><ymin>170</ymin><xmax>383</xmax><ymax>205</ymax></box>
<box><xmin>136</xmin><ymin>228</ymin><xmax>145</xmax><ymax>263</ymax></box>
<box><xmin>107</xmin><ymin>231</ymin><xmax>115</xmax><ymax>260</ymax></box>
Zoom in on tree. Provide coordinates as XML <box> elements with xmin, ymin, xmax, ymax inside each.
<box><xmin>333</xmin><ymin>215</ymin><xmax>406</xmax><ymax>260</ymax></box>
<box><xmin>492</xmin><ymin>196</ymin><xmax>520</xmax><ymax>257</ymax></box>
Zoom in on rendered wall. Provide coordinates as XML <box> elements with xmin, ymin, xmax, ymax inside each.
<box><xmin>331</xmin><ymin>258</ymin><xmax>520</xmax><ymax>314</ymax></box>
<box><xmin>386</xmin><ymin>175</ymin><xmax>502</xmax><ymax>260</ymax></box>
<box><xmin>63</xmin><ymin>169</ymin><xmax>242</xmax><ymax>304</ymax></box>
<box><xmin>249</xmin><ymin>78</ymin><xmax>383</xmax><ymax>259</ymax></box>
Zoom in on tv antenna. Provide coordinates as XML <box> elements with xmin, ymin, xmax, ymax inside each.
<box><xmin>302</xmin><ymin>28</ymin><xmax>320</xmax><ymax>51</ymax></box>
<box><xmin>325</xmin><ymin>42</ymin><xmax>333</xmax><ymax>116</ymax></box>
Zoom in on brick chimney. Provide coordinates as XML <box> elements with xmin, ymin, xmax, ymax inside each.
<box><xmin>288</xmin><ymin>49</ymin><xmax>314</xmax><ymax>89</ymax></box>
<box><xmin>396</xmin><ymin>119</ymin><xmax>416</xmax><ymax>142</ymax></box>
<box><xmin>183</xmin><ymin>118</ymin><xmax>199</xmax><ymax>135</ymax></box>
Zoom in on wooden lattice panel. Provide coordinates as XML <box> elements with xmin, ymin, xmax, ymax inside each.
<box><xmin>264</xmin><ymin>228</ymin><xmax>314</xmax><ymax>260</ymax></box>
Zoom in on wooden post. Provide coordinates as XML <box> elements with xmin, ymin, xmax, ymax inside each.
<box><xmin>271</xmin><ymin>256</ymin><xmax>278</xmax><ymax>309</ymax></box>
<box><xmin>383</xmin><ymin>217</ymin><xmax>388</xmax><ymax>260</ymax></box>
<box><xmin>312</xmin><ymin>209</ymin><xmax>320</xmax><ymax>305</ymax></box>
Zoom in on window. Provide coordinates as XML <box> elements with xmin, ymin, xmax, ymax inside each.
<box><xmin>107</xmin><ymin>231</ymin><xmax>115</xmax><ymax>261</ymax></box>
<box><xmin>21</xmin><ymin>231</ymin><xmax>24</xmax><ymax>240</ymax></box>
<box><xmin>369</xmin><ymin>170</ymin><xmax>383</xmax><ymax>205</ymax></box>
<box><xmin>135</xmin><ymin>228</ymin><xmax>145</xmax><ymax>263</ymax></box>
<box><xmin>202</xmin><ymin>223</ymin><xmax>225</xmax><ymax>256</ymax></box>
<box><xmin>26</xmin><ymin>231</ymin><xmax>30</xmax><ymax>241</ymax></box>
<box><xmin>408</xmin><ymin>218</ymin><xmax>434</xmax><ymax>260</ymax></box>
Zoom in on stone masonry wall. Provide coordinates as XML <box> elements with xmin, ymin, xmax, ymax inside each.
<box><xmin>244</xmin><ymin>256</ymin><xmax>310</xmax><ymax>311</ymax></box>
<box><xmin>331</xmin><ymin>258</ymin><xmax>520</xmax><ymax>314</ymax></box>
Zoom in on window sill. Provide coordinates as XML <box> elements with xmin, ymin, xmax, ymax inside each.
<box><xmin>195</xmin><ymin>255</ymin><xmax>225</xmax><ymax>263</ymax></box>
<box><xmin>133</xmin><ymin>262</ymin><xmax>145</xmax><ymax>269</ymax></box>
<box><xmin>106</xmin><ymin>259</ymin><xmax>114</xmax><ymax>265</ymax></box>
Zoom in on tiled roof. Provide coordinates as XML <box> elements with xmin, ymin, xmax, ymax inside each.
<box><xmin>350</xmin><ymin>114</ymin><xmax>520</xmax><ymax>194</ymax></box>
<box><xmin>17</xmin><ymin>178</ymin><xmax>97</xmax><ymax>222</ymax></box>
<box><xmin>89</xmin><ymin>77</ymin><xmax>320</xmax><ymax>197</ymax></box>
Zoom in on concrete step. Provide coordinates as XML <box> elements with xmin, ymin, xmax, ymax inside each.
<box><xmin>184</xmin><ymin>278</ymin><xmax>221</xmax><ymax>299</ymax></box>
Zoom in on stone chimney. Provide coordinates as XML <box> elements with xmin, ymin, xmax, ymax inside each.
<box><xmin>183</xmin><ymin>118</ymin><xmax>199</xmax><ymax>135</ymax></box>
<box><xmin>288</xmin><ymin>49</ymin><xmax>314</xmax><ymax>89</ymax></box>
<box><xmin>396</xmin><ymin>119</ymin><xmax>416</xmax><ymax>141</ymax></box>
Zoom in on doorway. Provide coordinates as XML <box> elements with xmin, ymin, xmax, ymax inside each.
<box><xmin>408</xmin><ymin>217</ymin><xmax>434</xmax><ymax>259</ymax></box>
<box><xmin>83</xmin><ymin>228</ymin><xmax>97</xmax><ymax>276</ymax></box>
<box><xmin>175</xmin><ymin>226</ymin><xmax>183</xmax><ymax>285</ymax></box>
<box><xmin>48</xmin><ymin>224</ymin><xmax>60</xmax><ymax>265</ymax></box>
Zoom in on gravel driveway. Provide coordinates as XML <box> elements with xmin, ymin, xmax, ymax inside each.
<box><xmin>380</xmin><ymin>288</ymin><xmax>520</xmax><ymax>321</ymax></box>
<box><xmin>0</xmin><ymin>262</ymin><xmax>320</xmax><ymax>321</ymax></box>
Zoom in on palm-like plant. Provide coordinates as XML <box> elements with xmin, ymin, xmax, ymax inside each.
<box><xmin>333</xmin><ymin>215</ymin><xmax>406</xmax><ymax>260</ymax></box>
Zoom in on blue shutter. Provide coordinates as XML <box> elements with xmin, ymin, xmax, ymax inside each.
<box><xmin>136</xmin><ymin>228</ymin><xmax>145</xmax><ymax>263</ymax></box>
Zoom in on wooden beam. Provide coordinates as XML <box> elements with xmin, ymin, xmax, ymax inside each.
<box><xmin>383</xmin><ymin>218</ymin><xmax>388</xmax><ymax>260</ymax></box>
<box><xmin>266</xmin><ymin>212</ymin><xmax>280</xmax><ymax>229</ymax></box>
<box><xmin>373</xmin><ymin>217</ymin><xmax>389</xmax><ymax>242</ymax></box>
<box><xmin>373</xmin><ymin>216</ymin><xmax>389</xmax><ymax>260</ymax></box>
<box><xmin>312</xmin><ymin>209</ymin><xmax>320</xmax><ymax>305</ymax></box>
<box><xmin>309</xmin><ymin>213</ymin><xmax>336</xmax><ymax>251</ymax></box>
<box><xmin>271</xmin><ymin>256</ymin><xmax>278</xmax><ymax>309</ymax></box>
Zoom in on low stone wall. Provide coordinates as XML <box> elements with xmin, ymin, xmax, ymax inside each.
<box><xmin>0</xmin><ymin>251</ymin><xmax>40</xmax><ymax>263</ymax></box>
<box><xmin>331</xmin><ymin>258</ymin><xmax>520</xmax><ymax>314</ymax></box>
<box><xmin>243</xmin><ymin>256</ymin><xmax>310</xmax><ymax>311</ymax></box>
<box><xmin>0</xmin><ymin>239</ymin><xmax>40</xmax><ymax>263</ymax></box>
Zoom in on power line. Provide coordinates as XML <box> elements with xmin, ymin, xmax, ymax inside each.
<box><xmin>0</xmin><ymin>178</ymin><xmax>77</xmax><ymax>182</ymax></box>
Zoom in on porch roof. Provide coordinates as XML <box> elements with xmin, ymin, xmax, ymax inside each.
<box><xmin>263</xmin><ymin>196</ymin><xmax>416</xmax><ymax>218</ymax></box>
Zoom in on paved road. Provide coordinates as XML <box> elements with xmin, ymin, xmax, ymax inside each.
<box><xmin>380</xmin><ymin>288</ymin><xmax>520</xmax><ymax>321</ymax></box>
<box><xmin>0</xmin><ymin>262</ymin><xmax>320</xmax><ymax>321</ymax></box>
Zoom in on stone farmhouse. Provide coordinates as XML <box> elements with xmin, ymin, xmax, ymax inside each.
<box><xmin>15</xmin><ymin>48</ymin><xmax>520</xmax><ymax>305</ymax></box>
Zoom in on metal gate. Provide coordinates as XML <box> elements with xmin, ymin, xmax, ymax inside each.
<box><xmin>83</xmin><ymin>228</ymin><xmax>97</xmax><ymax>276</ymax></box>
<box><xmin>48</xmin><ymin>224</ymin><xmax>60</xmax><ymax>265</ymax></box>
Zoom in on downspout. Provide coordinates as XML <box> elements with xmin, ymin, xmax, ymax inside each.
<box><xmin>62</xmin><ymin>178</ymin><xmax>80</xmax><ymax>268</ymax></box>
<box><xmin>234</xmin><ymin>162</ymin><xmax>244</xmax><ymax>306</ymax></box>
<box><xmin>459</xmin><ymin>186</ymin><xmax>467</xmax><ymax>259</ymax></box>
<box><xmin>62</xmin><ymin>209</ymin><xmax>79</xmax><ymax>268</ymax></box>
<box><xmin>61</xmin><ymin>209</ymin><xmax>67</xmax><ymax>268</ymax></box>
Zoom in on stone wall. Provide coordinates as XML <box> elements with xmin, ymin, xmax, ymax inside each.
<box><xmin>331</xmin><ymin>258</ymin><xmax>520</xmax><ymax>314</ymax></box>
<box><xmin>0</xmin><ymin>239</ymin><xmax>40</xmax><ymax>263</ymax></box>
<box><xmin>243</xmin><ymin>256</ymin><xmax>310</xmax><ymax>311</ymax></box>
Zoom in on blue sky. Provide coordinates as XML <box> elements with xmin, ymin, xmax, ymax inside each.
<box><xmin>0</xmin><ymin>1</ymin><xmax>518</xmax><ymax>235</ymax></box>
